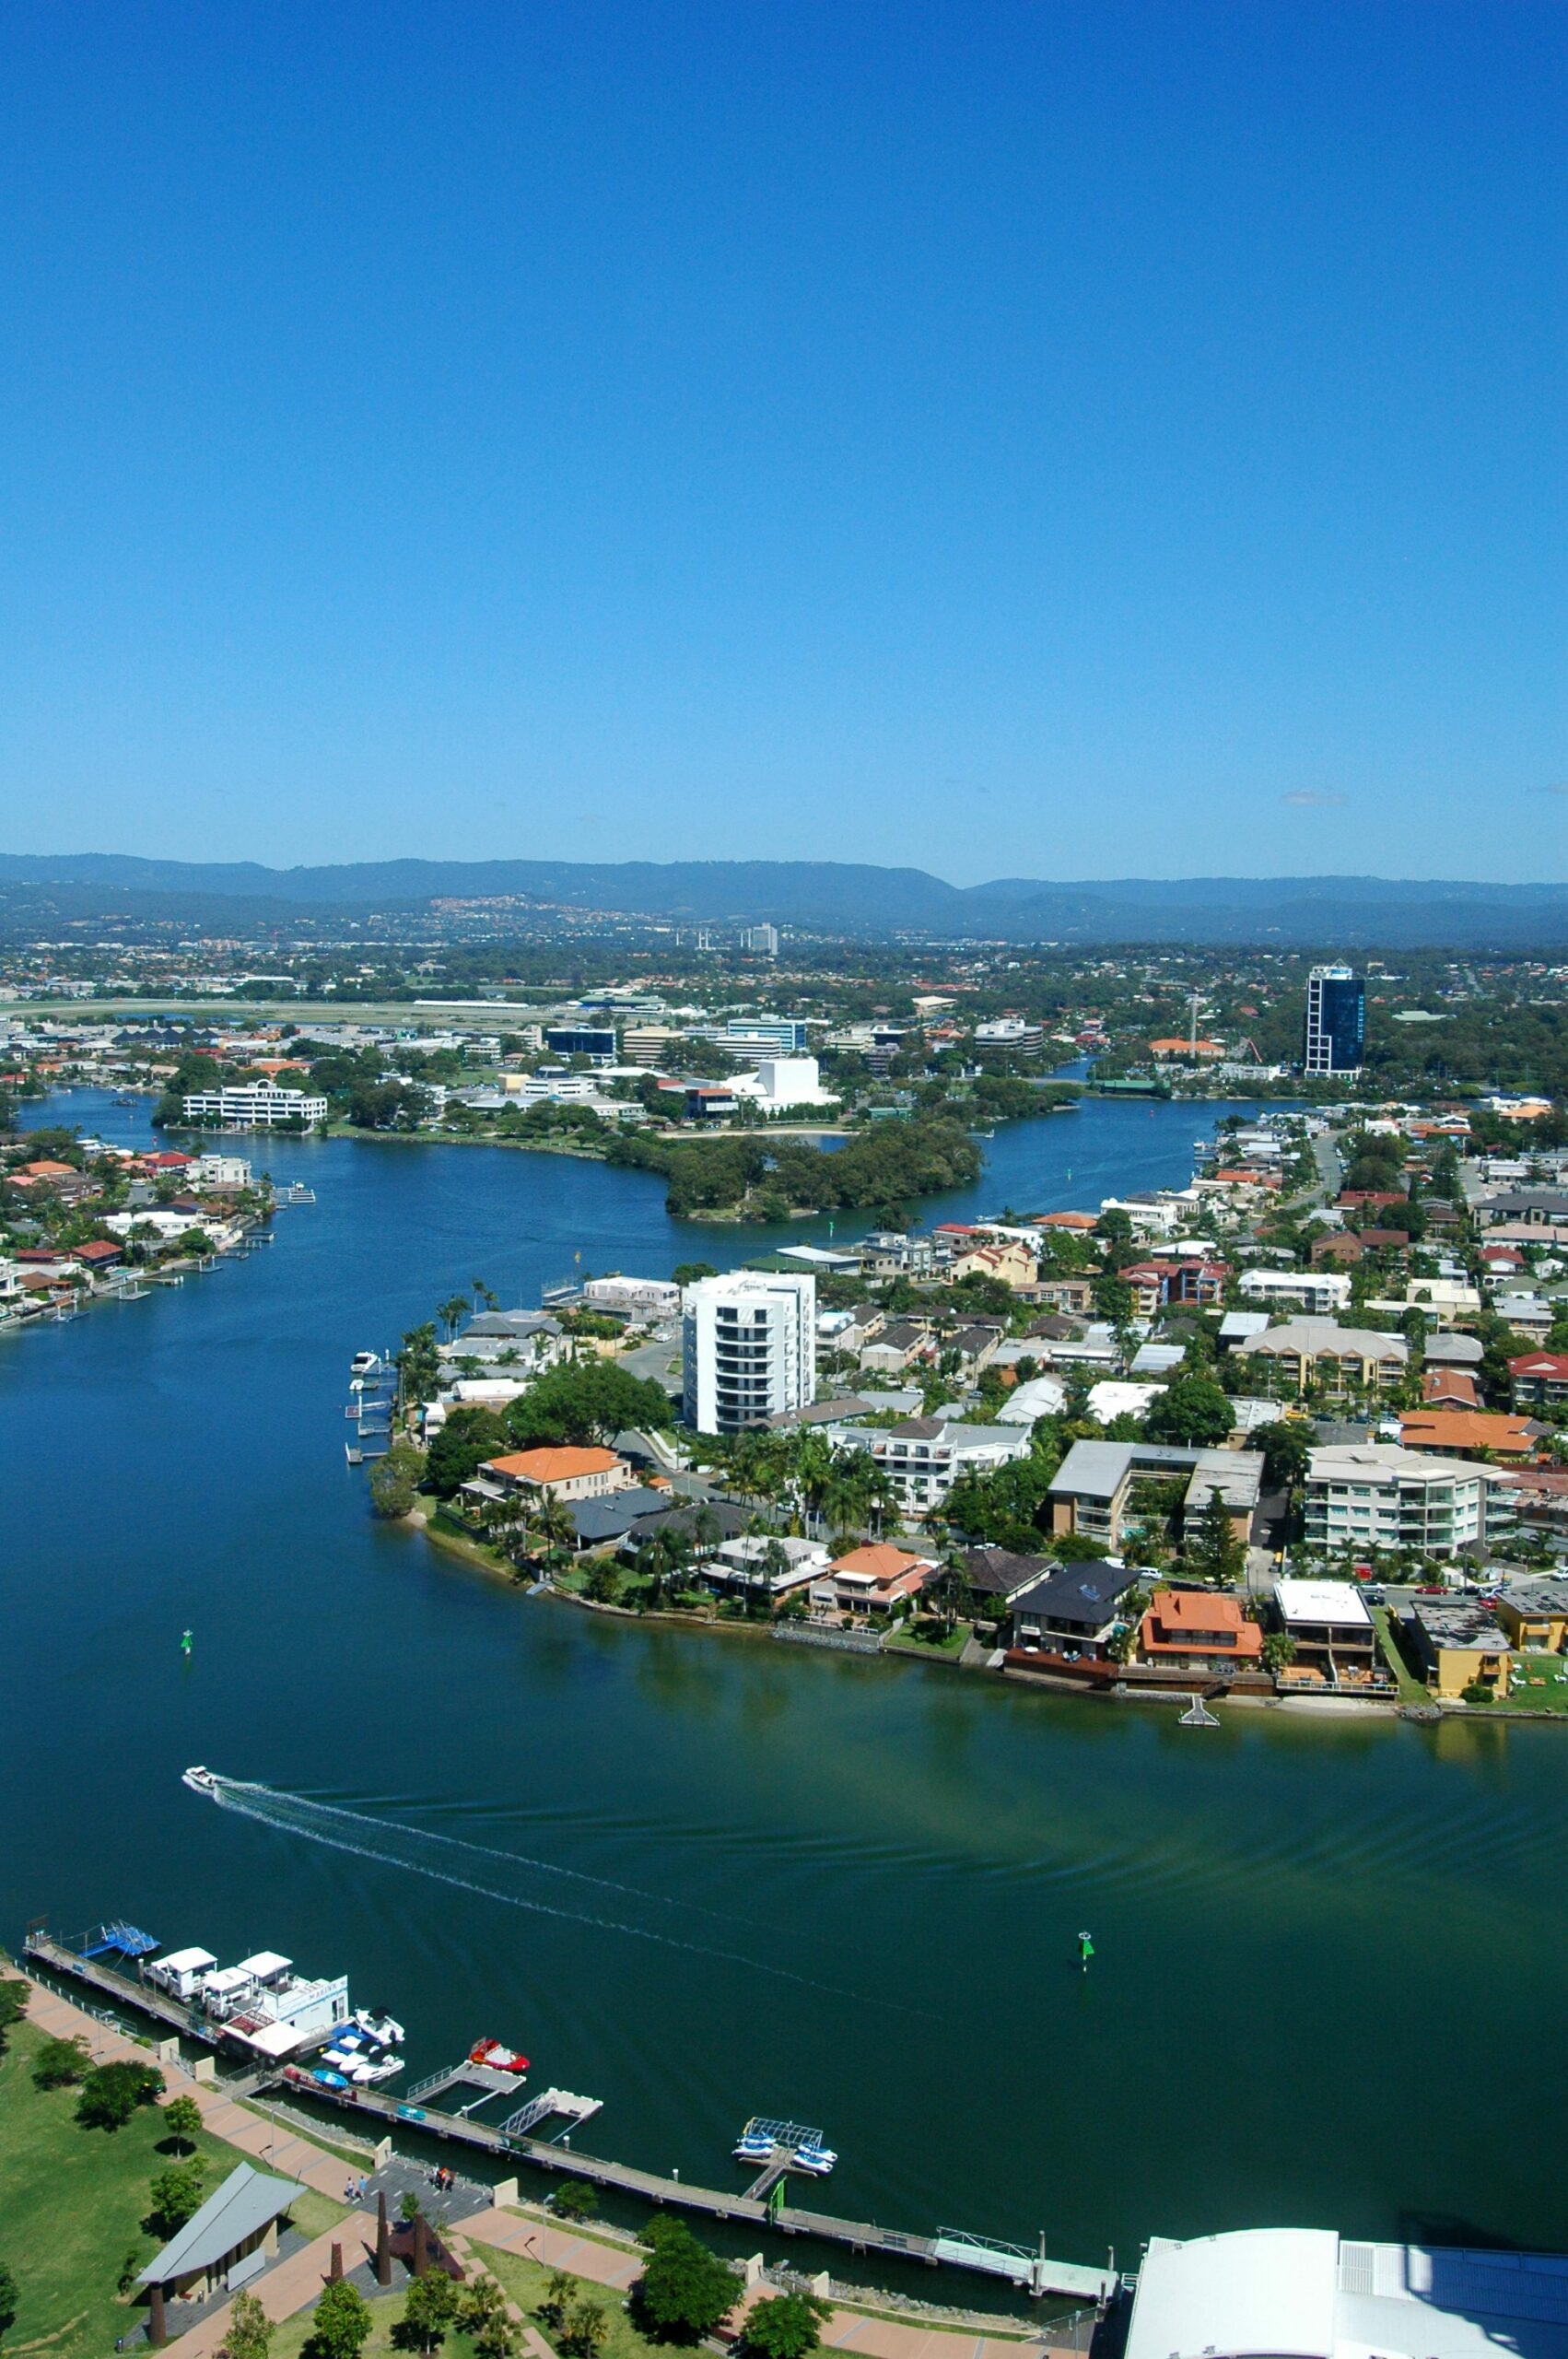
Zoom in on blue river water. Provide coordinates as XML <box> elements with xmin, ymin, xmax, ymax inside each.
<box><xmin>4</xmin><ymin>1089</ymin><xmax>1565</xmax><ymax>2280</ymax></box>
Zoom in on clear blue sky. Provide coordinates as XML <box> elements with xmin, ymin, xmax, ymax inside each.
<box><xmin>1</xmin><ymin>1</ymin><xmax>1562</xmax><ymax>882</ymax></box>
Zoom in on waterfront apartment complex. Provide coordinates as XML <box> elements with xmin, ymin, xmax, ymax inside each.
<box><xmin>682</xmin><ymin>1270</ymin><xmax>816</xmax><ymax>1434</ymax></box>
<box><xmin>181</xmin><ymin>1083</ymin><xmax>329</xmax><ymax>1129</ymax></box>
<box><xmin>1305</xmin><ymin>1442</ymin><xmax>1516</xmax><ymax>1559</ymax></box>
<box><xmin>1303</xmin><ymin>964</ymin><xmax>1365</xmax><ymax>1074</ymax></box>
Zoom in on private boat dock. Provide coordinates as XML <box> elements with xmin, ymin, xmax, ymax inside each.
<box><xmin>26</xmin><ymin>1927</ymin><xmax>1115</xmax><ymax>2311</ymax></box>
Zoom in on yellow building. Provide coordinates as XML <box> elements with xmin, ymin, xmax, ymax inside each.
<box><xmin>1494</xmin><ymin>1579</ymin><xmax>1568</xmax><ymax>1655</ymax></box>
<box><xmin>1409</xmin><ymin>1598</ymin><xmax>1513</xmax><ymax>1699</ymax></box>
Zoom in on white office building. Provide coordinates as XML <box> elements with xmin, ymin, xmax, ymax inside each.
<box><xmin>181</xmin><ymin>1086</ymin><xmax>329</xmax><ymax>1130</ymax></box>
<box><xmin>683</xmin><ymin>1271</ymin><xmax>816</xmax><ymax>1434</ymax></box>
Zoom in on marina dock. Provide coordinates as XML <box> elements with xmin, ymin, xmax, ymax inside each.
<box><xmin>24</xmin><ymin>1929</ymin><xmax>1115</xmax><ymax>2310</ymax></box>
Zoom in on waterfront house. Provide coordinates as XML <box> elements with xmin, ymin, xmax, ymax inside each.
<box><xmin>1493</xmin><ymin>1577</ymin><xmax>1568</xmax><ymax>1655</ymax></box>
<box><xmin>1406</xmin><ymin>1597</ymin><xmax>1514</xmax><ymax>1698</ymax></box>
<box><xmin>698</xmin><ymin>1534</ymin><xmax>829</xmax><ymax>1601</ymax></box>
<box><xmin>813</xmin><ymin>1543</ymin><xmax>939</xmax><ymax>1618</ymax></box>
<box><xmin>481</xmin><ymin>1446</ymin><xmax>632</xmax><ymax>1502</ymax></box>
<box><xmin>1007</xmin><ymin>1563</ymin><xmax>1140</xmax><ymax>1662</ymax></box>
<box><xmin>1139</xmin><ymin>1589</ymin><xmax>1264</xmax><ymax>1674</ymax></box>
<box><xmin>958</xmin><ymin>1546</ymin><xmax>1054</xmax><ymax>1613</ymax></box>
<box><xmin>1271</xmin><ymin>1579</ymin><xmax>1381</xmax><ymax>1687</ymax></box>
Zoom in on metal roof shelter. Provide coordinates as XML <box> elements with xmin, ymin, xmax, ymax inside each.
<box><xmin>138</xmin><ymin>2162</ymin><xmax>304</xmax><ymax>2294</ymax></box>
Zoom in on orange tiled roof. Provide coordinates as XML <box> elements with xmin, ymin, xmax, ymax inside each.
<box><xmin>485</xmin><ymin>1446</ymin><xmax>621</xmax><ymax>1483</ymax></box>
<box><xmin>1398</xmin><ymin>1411</ymin><xmax>1539</xmax><ymax>1458</ymax></box>
<box><xmin>829</xmin><ymin>1543</ymin><xmax>929</xmax><ymax>1582</ymax></box>
<box><xmin>1141</xmin><ymin>1589</ymin><xmax>1263</xmax><ymax>1659</ymax></box>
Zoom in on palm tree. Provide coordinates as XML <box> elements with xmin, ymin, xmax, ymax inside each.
<box><xmin>473</xmin><ymin>1277</ymin><xmax>498</xmax><ymax>1309</ymax></box>
<box><xmin>530</xmin><ymin>1491</ymin><xmax>577</xmax><ymax>1578</ymax></box>
<box><xmin>862</xmin><ymin>1462</ymin><xmax>900</xmax><ymax>1539</ymax></box>
<box><xmin>689</xmin><ymin>1504</ymin><xmax>721</xmax><ymax>1563</ymax></box>
<box><xmin>789</xmin><ymin>1428</ymin><xmax>835</xmax><ymax>1536</ymax></box>
<box><xmin>481</xmin><ymin>1491</ymin><xmax>537</xmax><ymax>1571</ymax></box>
<box><xmin>438</xmin><ymin>1294</ymin><xmax>470</xmax><ymax>1343</ymax></box>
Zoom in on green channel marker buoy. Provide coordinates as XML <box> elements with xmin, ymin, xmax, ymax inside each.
<box><xmin>1078</xmin><ymin>1930</ymin><xmax>1094</xmax><ymax>1971</ymax></box>
<box><xmin>180</xmin><ymin>1629</ymin><xmax>193</xmax><ymax>1657</ymax></box>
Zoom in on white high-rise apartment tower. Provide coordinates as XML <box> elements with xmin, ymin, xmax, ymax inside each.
<box><xmin>682</xmin><ymin>1271</ymin><xmax>816</xmax><ymax>1434</ymax></box>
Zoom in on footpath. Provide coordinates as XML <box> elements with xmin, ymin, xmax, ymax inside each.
<box><xmin>18</xmin><ymin>1977</ymin><xmax>1091</xmax><ymax>2359</ymax></box>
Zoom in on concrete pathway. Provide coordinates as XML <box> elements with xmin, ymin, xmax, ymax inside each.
<box><xmin>20</xmin><ymin>1979</ymin><xmax>358</xmax><ymax>2201</ymax></box>
<box><xmin>460</xmin><ymin>2209</ymin><xmax>1089</xmax><ymax>2359</ymax></box>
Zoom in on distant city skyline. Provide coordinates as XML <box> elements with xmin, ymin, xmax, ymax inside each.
<box><xmin>0</xmin><ymin>2</ymin><xmax>1562</xmax><ymax>880</ymax></box>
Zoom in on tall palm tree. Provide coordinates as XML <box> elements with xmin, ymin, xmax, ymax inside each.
<box><xmin>530</xmin><ymin>1491</ymin><xmax>577</xmax><ymax>1578</ymax></box>
<box><xmin>789</xmin><ymin>1429</ymin><xmax>835</xmax><ymax>1536</ymax></box>
<box><xmin>438</xmin><ymin>1294</ymin><xmax>470</xmax><ymax>1343</ymax></box>
<box><xmin>863</xmin><ymin>1462</ymin><xmax>900</xmax><ymax>1540</ymax></box>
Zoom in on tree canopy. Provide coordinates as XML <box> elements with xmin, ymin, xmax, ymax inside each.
<box><xmin>634</xmin><ymin>2219</ymin><xmax>737</xmax><ymax>2343</ymax></box>
<box><xmin>504</xmin><ymin>1358</ymin><xmax>675</xmax><ymax>1446</ymax></box>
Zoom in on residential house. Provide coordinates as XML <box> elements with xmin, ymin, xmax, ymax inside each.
<box><xmin>1478</xmin><ymin>1190</ymin><xmax>1568</xmax><ymax>1230</ymax></box>
<box><xmin>1007</xmin><ymin>1563</ymin><xmax>1141</xmax><ymax>1662</ymax></box>
<box><xmin>1271</xmin><ymin>1579</ymin><xmax>1381</xmax><ymax>1687</ymax></box>
<box><xmin>697</xmin><ymin>1535</ymin><xmax>830</xmax><ymax>1601</ymax></box>
<box><xmin>859</xmin><ymin>1319</ymin><xmax>931</xmax><ymax>1375</ymax></box>
<box><xmin>480</xmin><ymin>1447</ymin><xmax>632</xmax><ymax>1502</ymax></box>
<box><xmin>1305</xmin><ymin>1443</ymin><xmax>1517</xmax><ymax>1558</ymax></box>
<box><xmin>1405</xmin><ymin>1597</ymin><xmax>1514</xmax><ymax>1698</ymax></box>
<box><xmin>1422</xmin><ymin>1367</ymin><xmax>1480</xmax><ymax>1408</ymax></box>
<box><xmin>1494</xmin><ymin>1294</ymin><xmax>1555</xmax><ymax>1342</ymax></box>
<box><xmin>1232</xmin><ymin>1318</ymin><xmax>1408</xmax><ymax>1397</ymax></box>
<box><xmin>949</xmin><ymin>1238</ymin><xmax>1038</xmax><ymax>1291</ymax></box>
<box><xmin>812</xmin><ymin>1543</ymin><xmax>939</xmax><ymax>1618</ymax></box>
<box><xmin>958</xmin><ymin>1547</ymin><xmax>1053</xmax><ymax>1614</ymax></box>
<box><xmin>1138</xmin><ymin>1590</ymin><xmax>1264</xmax><ymax>1675</ymax></box>
<box><xmin>1425</xmin><ymin>1332</ymin><xmax>1485</xmax><ymax>1371</ymax></box>
<box><xmin>1397</xmin><ymin>1410</ymin><xmax>1542</xmax><ymax>1461</ymax></box>
<box><xmin>1510</xmin><ymin>1352</ymin><xmax>1568</xmax><ymax>1410</ymax></box>
<box><xmin>1030</xmin><ymin>1277</ymin><xmax>1094</xmax><ymax>1316</ymax></box>
<box><xmin>947</xmin><ymin>1322</ymin><xmax>1003</xmax><ymax>1378</ymax></box>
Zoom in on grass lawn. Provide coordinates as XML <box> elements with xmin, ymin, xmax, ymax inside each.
<box><xmin>885</xmin><ymin>1621</ymin><xmax>969</xmax><ymax>1659</ymax></box>
<box><xmin>267</xmin><ymin>2292</ymin><xmax>481</xmax><ymax>2359</ymax></box>
<box><xmin>1504</xmin><ymin>1651</ymin><xmax>1568</xmax><ymax>1711</ymax></box>
<box><xmin>474</xmin><ymin>2243</ymin><xmax>662</xmax><ymax>2359</ymax></box>
<box><xmin>1371</xmin><ymin>1607</ymin><xmax>1429</xmax><ymax>1705</ymax></box>
<box><xmin>0</xmin><ymin>2015</ymin><xmax>345</xmax><ymax>2359</ymax></box>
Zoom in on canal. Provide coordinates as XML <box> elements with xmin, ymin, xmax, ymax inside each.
<box><xmin>3</xmin><ymin>1090</ymin><xmax>1564</xmax><ymax>2272</ymax></box>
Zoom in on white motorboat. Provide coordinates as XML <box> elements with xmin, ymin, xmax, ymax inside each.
<box><xmin>182</xmin><ymin>1766</ymin><xmax>220</xmax><ymax>1796</ymax></box>
<box><xmin>354</xmin><ymin>2008</ymin><xmax>406</xmax><ymax>2047</ymax></box>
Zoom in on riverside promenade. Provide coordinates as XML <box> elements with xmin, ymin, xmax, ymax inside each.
<box><xmin>15</xmin><ymin>1975</ymin><xmax>1097</xmax><ymax>2359</ymax></box>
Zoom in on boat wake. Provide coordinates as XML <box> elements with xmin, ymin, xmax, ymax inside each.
<box><xmin>187</xmin><ymin>1770</ymin><xmax>930</xmax><ymax>2013</ymax></box>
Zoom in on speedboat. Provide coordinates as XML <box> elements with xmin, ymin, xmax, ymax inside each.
<box><xmin>734</xmin><ymin>2134</ymin><xmax>774</xmax><ymax>2163</ymax></box>
<box><xmin>354</xmin><ymin>2009</ymin><xmax>405</xmax><ymax>2047</ymax></box>
<box><xmin>350</xmin><ymin>1352</ymin><xmax>381</xmax><ymax>1377</ymax></box>
<box><xmin>310</xmin><ymin>2067</ymin><xmax>351</xmax><ymax>2091</ymax></box>
<box><xmin>347</xmin><ymin>2057</ymin><xmax>404</xmax><ymax>2084</ymax></box>
<box><xmin>182</xmin><ymin>1766</ymin><xmax>219</xmax><ymax>1796</ymax></box>
<box><xmin>791</xmin><ymin>2144</ymin><xmax>837</xmax><ymax>2175</ymax></box>
<box><xmin>469</xmin><ymin>2036</ymin><xmax>530</xmax><ymax>2074</ymax></box>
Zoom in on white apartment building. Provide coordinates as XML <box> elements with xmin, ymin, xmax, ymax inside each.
<box><xmin>1305</xmin><ymin>1443</ymin><xmax>1516</xmax><ymax>1560</ymax></box>
<box><xmin>583</xmin><ymin>1274</ymin><xmax>682</xmax><ymax>1320</ymax></box>
<box><xmin>832</xmin><ymin>1416</ymin><xmax>1032</xmax><ymax>1517</ymax></box>
<box><xmin>683</xmin><ymin>1271</ymin><xmax>816</xmax><ymax>1434</ymax></box>
<box><xmin>181</xmin><ymin>1085</ymin><xmax>329</xmax><ymax>1130</ymax></box>
<box><xmin>193</xmin><ymin>1154</ymin><xmax>253</xmax><ymax>1189</ymax></box>
<box><xmin>1238</xmin><ymin>1267</ymin><xmax>1352</xmax><ymax>1316</ymax></box>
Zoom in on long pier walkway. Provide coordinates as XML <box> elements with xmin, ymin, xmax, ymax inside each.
<box><xmin>23</xmin><ymin>1932</ymin><xmax>1115</xmax><ymax>2310</ymax></box>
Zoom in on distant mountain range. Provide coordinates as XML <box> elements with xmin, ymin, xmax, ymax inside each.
<box><xmin>3</xmin><ymin>851</ymin><xmax>1567</xmax><ymax>946</ymax></box>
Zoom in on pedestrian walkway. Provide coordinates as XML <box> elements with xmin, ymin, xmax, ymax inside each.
<box><xmin>460</xmin><ymin>2210</ymin><xmax>1083</xmax><ymax>2359</ymax></box>
<box><xmin>20</xmin><ymin>1979</ymin><xmax>357</xmax><ymax>2202</ymax></box>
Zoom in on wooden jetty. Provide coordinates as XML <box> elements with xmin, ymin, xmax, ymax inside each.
<box><xmin>26</xmin><ymin>1931</ymin><xmax>1114</xmax><ymax>2309</ymax></box>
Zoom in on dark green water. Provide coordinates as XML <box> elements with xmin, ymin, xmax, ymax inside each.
<box><xmin>5</xmin><ymin>1092</ymin><xmax>1565</xmax><ymax>2268</ymax></box>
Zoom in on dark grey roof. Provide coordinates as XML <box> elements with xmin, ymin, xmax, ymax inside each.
<box><xmin>568</xmin><ymin>1486</ymin><xmax>670</xmax><ymax>1543</ymax></box>
<box><xmin>139</xmin><ymin>2164</ymin><xmax>303</xmax><ymax>2286</ymax></box>
<box><xmin>625</xmin><ymin>1499</ymin><xmax>749</xmax><ymax>1547</ymax></box>
<box><xmin>887</xmin><ymin>1417</ymin><xmax>946</xmax><ymax>1440</ymax></box>
<box><xmin>464</xmin><ymin>1310</ymin><xmax>561</xmax><ymax>1337</ymax></box>
<box><xmin>766</xmin><ymin>1397</ymin><xmax>877</xmax><ymax>1428</ymax></box>
<box><xmin>1012</xmin><ymin>1565</ymin><xmax>1139</xmax><ymax>1627</ymax></box>
<box><xmin>874</xmin><ymin>1321</ymin><xmax>928</xmax><ymax>1351</ymax></box>
<box><xmin>961</xmin><ymin>1546</ymin><xmax>1051</xmax><ymax>1599</ymax></box>
<box><xmin>1486</xmin><ymin>1191</ymin><xmax>1568</xmax><ymax>1215</ymax></box>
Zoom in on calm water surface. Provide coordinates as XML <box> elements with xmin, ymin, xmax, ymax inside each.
<box><xmin>4</xmin><ymin>1092</ymin><xmax>1564</xmax><ymax>2267</ymax></box>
